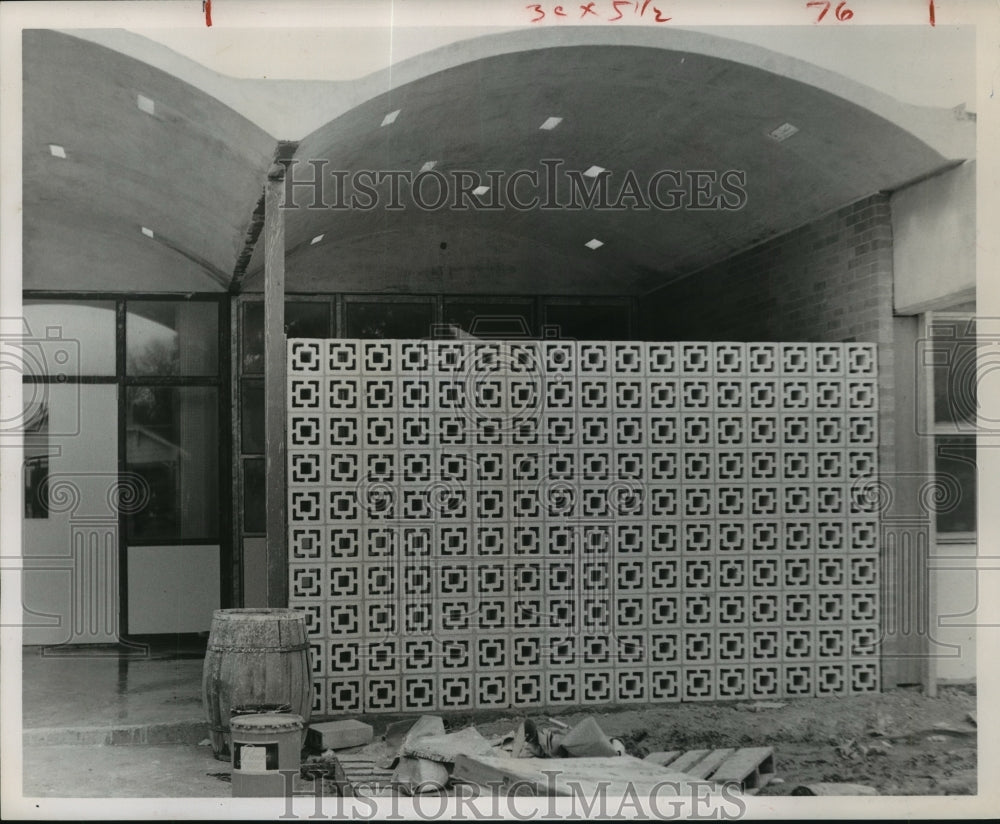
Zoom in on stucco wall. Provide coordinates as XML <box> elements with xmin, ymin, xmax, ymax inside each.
<box><xmin>892</xmin><ymin>161</ymin><xmax>976</xmax><ymax>314</ymax></box>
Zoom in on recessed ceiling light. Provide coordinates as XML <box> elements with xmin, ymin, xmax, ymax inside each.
<box><xmin>472</xmin><ymin>185</ymin><xmax>490</xmax><ymax>196</ymax></box>
<box><xmin>419</xmin><ymin>161</ymin><xmax>437</xmax><ymax>172</ymax></box>
<box><xmin>585</xmin><ymin>238</ymin><xmax>604</xmax><ymax>250</ymax></box>
<box><xmin>137</xmin><ymin>94</ymin><xmax>156</xmax><ymax>115</ymax></box>
<box><xmin>310</xmin><ymin>234</ymin><xmax>325</xmax><ymax>245</ymax></box>
<box><xmin>583</xmin><ymin>165</ymin><xmax>606</xmax><ymax>178</ymax></box>
<box><xmin>540</xmin><ymin>116</ymin><xmax>563</xmax><ymax>130</ymax></box>
<box><xmin>381</xmin><ymin>109</ymin><xmax>400</xmax><ymax>127</ymax></box>
<box><xmin>48</xmin><ymin>144</ymin><xmax>66</xmax><ymax>159</ymax></box>
<box><xmin>141</xmin><ymin>226</ymin><xmax>155</xmax><ymax>238</ymax></box>
<box><xmin>769</xmin><ymin>122</ymin><xmax>799</xmax><ymax>142</ymax></box>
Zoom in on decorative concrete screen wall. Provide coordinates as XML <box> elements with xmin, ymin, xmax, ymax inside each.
<box><xmin>287</xmin><ymin>339</ymin><xmax>880</xmax><ymax>716</ymax></box>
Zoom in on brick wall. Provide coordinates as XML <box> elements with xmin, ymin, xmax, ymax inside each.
<box><xmin>640</xmin><ymin>194</ymin><xmax>894</xmax><ymax>345</ymax></box>
<box><xmin>640</xmin><ymin>195</ymin><xmax>896</xmax><ymax>470</ymax></box>
<box><xmin>642</xmin><ymin>192</ymin><xmax>896</xmax><ymax>446</ymax></box>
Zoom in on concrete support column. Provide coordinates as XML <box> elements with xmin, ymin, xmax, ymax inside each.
<box><xmin>264</xmin><ymin>170</ymin><xmax>287</xmax><ymax>607</ymax></box>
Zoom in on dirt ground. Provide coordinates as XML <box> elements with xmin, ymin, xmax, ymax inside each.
<box><xmin>460</xmin><ymin>684</ymin><xmax>977</xmax><ymax>796</ymax></box>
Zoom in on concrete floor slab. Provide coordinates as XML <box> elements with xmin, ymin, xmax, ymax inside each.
<box><xmin>22</xmin><ymin>743</ymin><xmax>232</xmax><ymax>798</ymax></box>
<box><xmin>22</xmin><ymin>647</ymin><xmax>206</xmax><ymax>731</ymax></box>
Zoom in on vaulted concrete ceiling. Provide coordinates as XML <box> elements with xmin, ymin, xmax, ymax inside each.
<box><xmin>240</xmin><ymin>41</ymin><xmax>962</xmax><ymax>296</ymax></box>
<box><xmin>22</xmin><ymin>29</ymin><xmax>971</xmax><ymax>297</ymax></box>
<box><xmin>22</xmin><ymin>29</ymin><xmax>276</xmax><ymax>293</ymax></box>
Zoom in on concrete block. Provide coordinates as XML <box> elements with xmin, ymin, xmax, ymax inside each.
<box><xmin>306</xmin><ymin>719</ymin><xmax>373</xmax><ymax>751</ymax></box>
<box><xmin>393</xmin><ymin>756</ymin><xmax>450</xmax><ymax>794</ymax></box>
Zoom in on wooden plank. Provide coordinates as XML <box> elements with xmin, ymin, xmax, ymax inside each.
<box><xmin>335</xmin><ymin>756</ymin><xmax>395</xmax><ymax>787</ymax></box>
<box><xmin>231</xmin><ymin>142</ymin><xmax>299</xmax><ymax>292</ymax></box>
<box><xmin>337</xmin><ymin>757</ymin><xmax>393</xmax><ymax>771</ymax></box>
<box><xmin>686</xmin><ymin>748</ymin><xmax>735</xmax><ymax>779</ymax></box>
<box><xmin>453</xmin><ymin>754</ymin><xmax>716</xmax><ymax>797</ymax></box>
<box><xmin>644</xmin><ymin>751</ymin><xmax>682</xmax><ymax>767</ymax></box>
<box><xmin>664</xmin><ymin>749</ymin><xmax>711</xmax><ymax>774</ymax></box>
<box><xmin>263</xmin><ymin>172</ymin><xmax>287</xmax><ymax>608</ymax></box>
<box><xmin>710</xmin><ymin>747</ymin><xmax>775</xmax><ymax>791</ymax></box>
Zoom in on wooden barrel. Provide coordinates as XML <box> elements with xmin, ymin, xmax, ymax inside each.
<box><xmin>202</xmin><ymin>608</ymin><xmax>312</xmax><ymax>760</ymax></box>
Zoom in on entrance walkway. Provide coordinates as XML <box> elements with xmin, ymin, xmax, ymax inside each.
<box><xmin>20</xmin><ymin>641</ymin><xmax>231</xmax><ymax>798</ymax></box>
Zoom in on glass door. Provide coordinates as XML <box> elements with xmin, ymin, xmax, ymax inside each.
<box><xmin>122</xmin><ymin>300</ymin><xmax>223</xmax><ymax>635</ymax></box>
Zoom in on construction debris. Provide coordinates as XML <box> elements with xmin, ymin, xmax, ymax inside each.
<box><xmin>645</xmin><ymin>750</ymin><xmax>683</xmax><ymax>766</ymax></box>
<box><xmin>870</xmin><ymin>724</ymin><xmax>977</xmax><ymax>744</ymax></box>
<box><xmin>331</xmin><ymin>750</ymin><xmax>395</xmax><ymax>795</ymax></box>
<box><xmin>510</xmin><ymin>722</ymin><xmax>541</xmax><ymax>759</ymax></box>
<box><xmin>401</xmin><ymin>727</ymin><xmax>495</xmax><ymax>762</ymax></box>
<box><xmin>510</xmin><ymin>715</ymin><xmax>621</xmax><ymax>759</ymax></box>
<box><xmin>643</xmin><ymin>747</ymin><xmax>775</xmax><ymax>793</ymax></box>
<box><xmin>453</xmin><ymin>753</ymin><xmax>716</xmax><ymax>797</ymax></box>
<box><xmin>381</xmin><ymin>715</ymin><xmax>446</xmax><ymax>769</ymax></box>
<box><xmin>387</xmin><ymin>715</ymin><xmax>446</xmax><ymax>749</ymax></box>
<box><xmin>299</xmin><ymin>713</ymin><xmax>779</xmax><ymax>799</ymax></box>
<box><xmin>392</xmin><ymin>756</ymin><xmax>450</xmax><ymax>795</ymax></box>
<box><xmin>558</xmin><ymin>716</ymin><xmax>620</xmax><ymax>757</ymax></box>
<box><xmin>300</xmin><ymin>753</ymin><xmax>352</xmax><ymax>796</ymax></box>
<box><xmin>306</xmin><ymin>719</ymin><xmax>374</xmax><ymax>751</ymax></box>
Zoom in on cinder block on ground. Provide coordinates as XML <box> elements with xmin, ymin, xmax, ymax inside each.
<box><xmin>306</xmin><ymin>719</ymin><xmax>374</xmax><ymax>751</ymax></box>
<box><xmin>393</xmin><ymin>756</ymin><xmax>450</xmax><ymax>794</ymax></box>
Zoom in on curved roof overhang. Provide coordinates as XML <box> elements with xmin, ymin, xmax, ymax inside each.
<box><xmin>22</xmin><ymin>27</ymin><xmax>974</xmax><ymax>296</ymax></box>
<box><xmin>240</xmin><ymin>29</ymin><xmax>972</xmax><ymax>295</ymax></box>
<box><xmin>22</xmin><ymin>29</ymin><xmax>277</xmax><ymax>293</ymax></box>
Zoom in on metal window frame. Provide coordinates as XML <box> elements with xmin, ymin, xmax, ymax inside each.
<box><xmin>20</xmin><ymin>291</ymin><xmax>230</xmax><ymax>635</ymax></box>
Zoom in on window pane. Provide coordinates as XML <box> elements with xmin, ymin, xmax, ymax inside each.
<box><xmin>22</xmin><ymin>300</ymin><xmax>116</xmax><ymax>377</ymax></box>
<box><xmin>935</xmin><ymin>435</ymin><xmax>976</xmax><ymax>533</ymax></box>
<box><xmin>444</xmin><ymin>301</ymin><xmax>535</xmax><ymax>338</ymax></box>
<box><xmin>125</xmin><ymin>386</ymin><xmax>218</xmax><ymax>541</ymax></box>
<box><xmin>242</xmin><ymin>301</ymin><xmax>332</xmax><ymax>374</ymax></box>
<box><xmin>242</xmin><ymin>302</ymin><xmax>264</xmax><ymax>374</ymax></box>
<box><xmin>23</xmin><ymin>402</ymin><xmax>49</xmax><ymax>518</ymax></box>
<box><xmin>241</xmin><ymin>379</ymin><xmax>264</xmax><ymax>455</ymax></box>
<box><xmin>127</xmin><ymin>301</ymin><xmax>218</xmax><ymax>376</ymax></box>
<box><xmin>345</xmin><ymin>302</ymin><xmax>434</xmax><ymax>339</ymax></box>
<box><xmin>243</xmin><ymin>458</ymin><xmax>265</xmax><ymax>534</ymax></box>
<box><xmin>545</xmin><ymin>303</ymin><xmax>629</xmax><ymax>340</ymax></box>
<box><xmin>930</xmin><ymin>317</ymin><xmax>976</xmax><ymax>425</ymax></box>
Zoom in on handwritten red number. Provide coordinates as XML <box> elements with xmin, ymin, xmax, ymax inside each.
<box><xmin>808</xmin><ymin>0</ymin><xmax>852</xmax><ymax>22</ymax></box>
<box><xmin>807</xmin><ymin>1</ymin><xmax>830</xmax><ymax>21</ymax></box>
<box><xmin>528</xmin><ymin>0</ymin><xmax>674</xmax><ymax>25</ymax></box>
<box><xmin>609</xmin><ymin>0</ymin><xmax>630</xmax><ymax>20</ymax></box>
